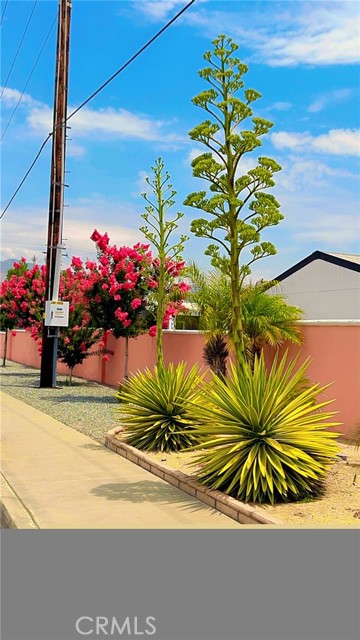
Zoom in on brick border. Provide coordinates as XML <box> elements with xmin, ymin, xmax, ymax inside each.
<box><xmin>105</xmin><ymin>429</ymin><xmax>282</xmax><ymax>526</ymax></box>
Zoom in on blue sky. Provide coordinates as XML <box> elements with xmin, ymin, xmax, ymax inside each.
<box><xmin>1</xmin><ymin>0</ymin><xmax>359</xmax><ymax>281</ymax></box>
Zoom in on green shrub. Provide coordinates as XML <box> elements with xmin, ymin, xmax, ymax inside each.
<box><xmin>190</xmin><ymin>353</ymin><xmax>340</xmax><ymax>503</ymax></box>
<box><xmin>117</xmin><ymin>362</ymin><xmax>204</xmax><ymax>452</ymax></box>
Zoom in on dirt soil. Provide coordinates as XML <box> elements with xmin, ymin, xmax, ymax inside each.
<box><xmin>128</xmin><ymin>441</ymin><xmax>360</xmax><ymax>527</ymax></box>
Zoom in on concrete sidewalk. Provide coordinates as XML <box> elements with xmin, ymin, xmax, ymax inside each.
<box><xmin>0</xmin><ymin>391</ymin><xmax>241</xmax><ymax>529</ymax></box>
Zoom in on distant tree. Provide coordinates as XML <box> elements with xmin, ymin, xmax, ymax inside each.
<box><xmin>184</xmin><ymin>34</ymin><xmax>284</xmax><ymax>369</ymax></box>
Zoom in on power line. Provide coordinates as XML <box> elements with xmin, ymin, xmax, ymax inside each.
<box><xmin>0</xmin><ymin>1</ymin><xmax>38</xmax><ymax>100</ymax></box>
<box><xmin>1</xmin><ymin>14</ymin><xmax>57</xmax><ymax>142</ymax></box>
<box><xmin>0</xmin><ymin>134</ymin><xmax>53</xmax><ymax>219</ymax></box>
<box><xmin>0</xmin><ymin>0</ymin><xmax>9</xmax><ymax>27</ymax></box>
<box><xmin>66</xmin><ymin>0</ymin><xmax>196</xmax><ymax>123</ymax></box>
<box><xmin>0</xmin><ymin>0</ymin><xmax>196</xmax><ymax>220</ymax></box>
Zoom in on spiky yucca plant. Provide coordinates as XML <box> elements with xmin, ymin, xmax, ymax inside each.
<box><xmin>117</xmin><ymin>362</ymin><xmax>204</xmax><ymax>452</ymax></box>
<box><xmin>190</xmin><ymin>353</ymin><xmax>340</xmax><ymax>503</ymax></box>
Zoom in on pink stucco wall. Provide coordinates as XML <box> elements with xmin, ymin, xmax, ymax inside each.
<box><xmin>1</xmin><ymin>325</ymin><xmax>359</xmax><ymax>437</ymax></box>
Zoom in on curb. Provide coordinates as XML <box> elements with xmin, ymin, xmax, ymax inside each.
<box><xmin>105</xmin><ymin>429</ymin><xmax>282</xmax><ymax>526</ymax></box>
<box><xmin>0</xmin><ymin>474</ymin><xmax>39</xmax><ymax>529</ymax></box>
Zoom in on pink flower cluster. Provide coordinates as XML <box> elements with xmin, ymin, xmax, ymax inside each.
<box><xmin>1</xmin><ymin>230</ymin><xmax>192</xmax><ymax>358</ymax></box>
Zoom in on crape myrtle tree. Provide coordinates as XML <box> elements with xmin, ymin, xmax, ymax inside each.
<box><xmin>0</xmin><ymin>258</ymin><xmax>31</xmax><ymax>366</ymax></box>
<box><xmin>140</xmin><ymin>158</ymin><xmax>189</xmax><ymax>369</ymax></box>
<box><xmin>184</xmin><ymin>34</ymin><xmax>284</xmax><ymax>369</ymax></box>
<box><xmin>0</xmin><ymin>259</ymin><xmax>46</xmax><ymax>364</ymax></box>
<box><xmin>0</xmin><ymin>258</ymin><xmax>105</xmax><ymax>382</ymax></box>
<box><xmin>85</xmin><ymin>230</ymin><xmax>155</xmax><ymax>380</ymax></box>
<box><xmin>56</xmin><ymin>261</ymin><xmax>103</xmax><ymax>384</ymax></box>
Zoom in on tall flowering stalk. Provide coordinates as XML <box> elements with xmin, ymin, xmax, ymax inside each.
<box><xmin>140</xmin><ymin>158</ymin><xmax>189</xmax><ymax>370</ymax></box>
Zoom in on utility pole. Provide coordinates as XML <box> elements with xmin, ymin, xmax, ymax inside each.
<box><xmin>40</xmin><ymin>0</ymin><xmax>72</xmax><ymax>388</ymax></box>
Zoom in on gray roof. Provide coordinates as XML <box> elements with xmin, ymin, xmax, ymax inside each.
<box><xmin>275</xmin><ymin>250</ymin><xmax>360</xmax><ymax>281</ymax></box>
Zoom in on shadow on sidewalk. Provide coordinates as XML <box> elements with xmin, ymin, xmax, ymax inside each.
<box><xmin>90</xmin><ymin>480</ymin><xmax>212</xmax><ymax>515</ymax></box>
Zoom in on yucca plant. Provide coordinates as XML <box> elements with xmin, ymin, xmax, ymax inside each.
<box><xmin>117</xmin><ymin>362</ymin><xmax>204</xmax><ymax>452</ymax></box>
<box><xmin>190</xmin><ymin>352</ymin><xmax>340</xmax><ymax>503</ymax></box>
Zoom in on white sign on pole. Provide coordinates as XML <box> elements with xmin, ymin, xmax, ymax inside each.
<box><xmin>44</xmin><ymin>301</ymin><xmax>70</xmax><ymax>327</ymax></box>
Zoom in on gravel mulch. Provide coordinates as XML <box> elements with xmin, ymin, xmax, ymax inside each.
<box><xmin>0</xmin><ymin>361</ymin><xmax>120</xmax><ymax>443</ymax></box>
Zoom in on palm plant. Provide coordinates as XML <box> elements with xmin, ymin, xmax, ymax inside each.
<box><xmin>241</xmin><ymin>283</ymin><xmax>303</xmax><ymax>369</ymax></box>
<box><xmin>117</xmin><ymin>362</ymin><xmax>204</xmax><ymax>452</ymax></box>
<box><xmin>185</xmin><ymin>262</ymin><xmax>303</xmax><ymax>372</ymax></box>
<box><xmin>190</xmin><ymin>352</ymin><xmax>340</xmax><ymax>504</ymax></box>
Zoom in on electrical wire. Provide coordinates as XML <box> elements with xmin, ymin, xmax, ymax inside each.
<box><xmin>0</xmin><ymin>0</ymin><xmax>9</xmax><ymax>27</ymax></box>
<box><xmin>1</xmin><ymin>14</ymin><xmax>57</xmax><ymax>142</ymax></box>
<box><xmin>66</xmin><ymin>0</ymin><xmax>196</xmax><ymax>123</ymax></box>
<box><xmin>0</xmin><ymin>0</ymin><xmax>38</xmax><ymax>100</ymax></box>
<box><xmin>0</xmin><ymin>0</ymin><xmax>196</xmax><ymax>220</ymax></box>
<box><xmin>1</xmin><ymin>134</ymin><xmax>53</xmax><ymax>219</ymax></box>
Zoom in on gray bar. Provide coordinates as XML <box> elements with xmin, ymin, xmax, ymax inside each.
<box><xmin>1</xmin><ymin>530</ymin><xmax>359</xmax><ymax>640</ymax></box>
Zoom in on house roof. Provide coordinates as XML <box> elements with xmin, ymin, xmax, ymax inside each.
<box><xmin>275</xmin><ymin>250</ymin><xmax>360</xmax><ymax>282</ymax></box>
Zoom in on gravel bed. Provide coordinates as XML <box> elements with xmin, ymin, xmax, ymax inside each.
<box><xmin>0</xmin><ymin>361</ymin><xmax>119</xmax><ymax>443</ymax></box>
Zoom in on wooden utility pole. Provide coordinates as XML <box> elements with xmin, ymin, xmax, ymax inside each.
<box><xmin>40</xmin><ymin>0</ymin><xmax>72</xmax><ymax>387</ymax></box>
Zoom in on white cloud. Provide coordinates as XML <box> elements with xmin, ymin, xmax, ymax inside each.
<box><xmin>28</xmin><ymin>103</ymin><xmax>184</xmax><ymax>143</ymax></box>
<box><xmin>271</xmin><ymin>128</ymin><xmax>360</xmax><ymax>156</ymax></box>
<box><xmin>135</xmin><ymin>0</ymin><xmax>194</xmax><ymax>21</ymax></box>
<box><xmin>308</xmin><ymin>88</ymin><xmax>355</xmax><ymax>113</ymax></box>
<box><xmin>172</xmin><ymin>1</ymin><xmax>360</xmax><ymax>67</ymax></box>
<box><xmin>267</xmin><ymin>101</ymin><xmax>293</xmax><ymax>112</ymax></box>
<box><xmin>294</xmin><ymin>213</ymin><xmax>358</xmax><ymax>244</ymax></box>
<box><xmin>66</xmin><ymin>142</ymin><xmax>86</xmax><ymax>158</ymax></box>
<box><xmin>276</xmin><ymin>155</ymin><xmax>356</xmax><ymax>192</ymax></box>
<box><xmin>313</xmin><ymin>129</ymin><xmax>360</xmax><ymax>155</ymax></box>
<box><xmin>185</xmin><ymin>147</ymin><xmax>201</xmax><ymax>165</ymax></box>
<box><xmin>0</xmin><ymin>87</ymin><xmax>40</xmax><ymax>107</ymax></box>
<box><xmin>135</xmin><ymin>171</ymin><xmax>150</xmax><ymax>196</ymax></box>
<box><xmin>0</xmin><ymin>196</ymin><xmax>145</xmax><ymax>266</ymax></box>
<box><xmin>1</xmin><ymin>86</ymin><xmax>186</xmax><ymax>146</ymax></box>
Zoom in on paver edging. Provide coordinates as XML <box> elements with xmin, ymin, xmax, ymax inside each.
<box><xmin>105</xmin><ymin>429</ymin><xmax>282</xmax><ymax>526</ymax></box>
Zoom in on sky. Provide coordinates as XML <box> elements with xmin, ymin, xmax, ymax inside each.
<box><xmin>1</xmin><ymin>0</ymin><xmax>359</xmax><ymax>282</ymax></box>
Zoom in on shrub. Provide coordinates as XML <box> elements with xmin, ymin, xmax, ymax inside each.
<box><xmin>117</xmin><ymin>362</ymin><xmax>204</xmax><ymax>452</ymax></box>
<box><xmin>190</xmin><ymin>353</ymin><xmax>340</xmax><ymax>503</ymax></box>
<box><xmin>203</xmin><ymin>332</ymin><xmax>229</xmax><ymax>378</ymax></box>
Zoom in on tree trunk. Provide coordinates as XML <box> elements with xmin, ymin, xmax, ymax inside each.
<box><xmin>124</xmin><ymin>335</ymin><xmax>129</xmax><ymax>381</ymax></box>
<box><xmin>2</xmin><ymin>328</ymin><xmax>8</xmax><ymax>367</ymax></box>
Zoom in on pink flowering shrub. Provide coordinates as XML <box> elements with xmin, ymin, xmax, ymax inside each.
<box><xmin>0</xmin><ymin>228</ymin><xmax>191</xmax><ymax>375</ymax></box>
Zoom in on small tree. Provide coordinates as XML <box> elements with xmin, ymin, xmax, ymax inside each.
<box><xmin>0</xmin><ymin>257</ymin><xmax>107</xmax><ymax>382</ymax></box>
<box><xmin>0</xmin><ymin>259</ymin><xmax>46</xmax><ymax>359</ymax></box>
<box><xmin>184</xmin><ymin>34</ymin><xmax>284</xmax><ymax>369</ymax></box>
<box><xmin>85</xmin><ymin>231</ymin><xmax>154</xmax><ymax>380</ymax></box>
<box><xmin>56</xmin><ymin>308</ymin><xmax>101</xmax><ymax>385</ymax></box>
<box><xmin>140</xmin><ymin>158</ymin><xmax>189</xmax><ymax>369</ymax></box>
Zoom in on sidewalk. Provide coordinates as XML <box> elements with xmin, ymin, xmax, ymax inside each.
<box><xmin>0</xmin><ymin>391</ymin><xmax>241</xmax><ymax>529</ymax></box>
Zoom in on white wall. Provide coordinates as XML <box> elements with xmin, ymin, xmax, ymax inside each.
<box><xmin>272</xmin><ymin>260</ymin><xmax>360</xmax><ymax>320</ymax></box>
